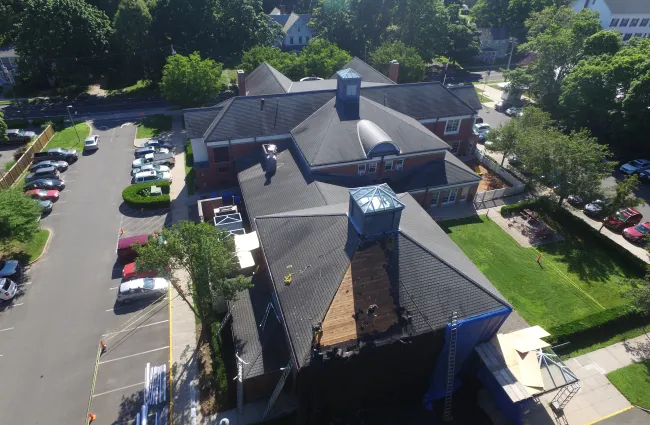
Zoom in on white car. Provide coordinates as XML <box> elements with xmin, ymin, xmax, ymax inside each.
<box><xmin>0</xmin><ymin>278</ymin><xmax>17</xmax><ymax>301</ymax></box>
<box><xmin>620</xmin><ymin>159</ymin><xmax>650</xmax><ymax>175</ymax></box>
<box><xmin>132</xmin><ymin>170</ymin><xmax>172</xmax><ymax>184</ymax></box>
<box><xmin>84</xmin><ymin>135</ymin><xmax>99</xmax><ymax>151</ymax></box>
<box><xmin>131</xmin><ymin>164</ymin><xmax>171</xmax><ymax>176</ymax></box>
<box><xmin>116</xmin><ymin>277</ymin><xmax>169</xmax><ymax>304</ymax></box>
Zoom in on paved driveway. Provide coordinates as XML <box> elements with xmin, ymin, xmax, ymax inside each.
<box><xmin>0</xmin><ymin>119</ymin><xmax>170</xmax><ymax>424</ymax></box>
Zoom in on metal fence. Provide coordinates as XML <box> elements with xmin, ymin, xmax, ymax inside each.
<box><xmin>0</xmin><ymin>126</ymin><xmax>54</xmax><ymax>189</ymax></box>
<box><xmin>475</xmin><ymin>149</ymin><xmax>525</xmax><ymax>203</ymax></box>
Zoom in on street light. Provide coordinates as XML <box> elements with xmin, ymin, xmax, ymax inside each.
<box><xmin>66</xmin><ymin>105</ymin><xmax>82</xmax><ymax>146</ymax></box>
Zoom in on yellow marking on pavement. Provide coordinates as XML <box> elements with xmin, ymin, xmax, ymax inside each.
<box><xmin>168</xmin><ymin>283</ymin><xmax>173</xmax><ymax>425</ymax></box>
<box><xmin>584</xmin><ymin>405</ymin><xmax>633</xmax><ymax>424</ymax></box>
<box><xmin>85</xmin><ymin>340</ymin><xmax>103</xmax><ymax>425</ymax></box>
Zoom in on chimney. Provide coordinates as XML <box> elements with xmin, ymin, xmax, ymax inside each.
<box><xmin>388</xmin><ymin>60</ymin><xmax>399</xmax><ymax>83</ymax></box>
<box><xmin>279</xmin><ymin>4</ymin><xmax>286</xmax><ymax>14</ymax></box>
<box><xmin>335</xmin><ymin>68</ymin><xmax>361</xmax><ymax>120</ymax></box>
<box><xmin>237</xmin><ymin>70</ymin><xmax>246</xmax><ymax>96</ymax></box>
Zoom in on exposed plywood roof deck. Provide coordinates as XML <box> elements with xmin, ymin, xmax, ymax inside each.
<box><xmin>319</xmin><ymin>243</ymin><xmax>399</xmax><ymax>347</ymax></box>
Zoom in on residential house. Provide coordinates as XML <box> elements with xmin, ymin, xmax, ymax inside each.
<box><xmin>269</xmin><ymin>5</ymin><xmax>314</xmax><ymax>51</ymax></box>
<box><xmin>184</xmin><ymin>62</ymin><xmax>483</xmax><ymax>211</ymax></box>
<box><xmin>0</xmin><ymin>46</ymin><xmax>18</xmax><ymax>86</ymax></box>
<box><xmin>573</xmin><ymin>0</ymin><xmax>650</xmax><ymax>41</ymax></box>
<box><xmin>475</xmin><ymin>27</ymin><xmax>511</xmax><ymax>64</ymax></box>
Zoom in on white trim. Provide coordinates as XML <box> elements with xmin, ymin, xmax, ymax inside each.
<box><xmin>206</xmin><ymin>133</ymin><xmax>291</xmax><ymax>148</ymax></box>
<box><xmin>438</xmin><ymin>115</ymin><xmax>473</xmax><ymax>121</ymax></box>
<box><xmin>206</xmin><ymin>140</ymin><xmax>229</xmax><ymax>148</ymax></box>
<box><xmin>419</xmin><ymin>118</ymin><xmax>439</xmax><ymax>124</ymax></box>
<box><xmin>444</xmin><ymin>119</ymin><xmax>461</xmax><ymax>135</ymax></box>
<box><xmin>380</xmin><ymin>150</ymin><xmax>446</xmax><ymax>161</ymax></box>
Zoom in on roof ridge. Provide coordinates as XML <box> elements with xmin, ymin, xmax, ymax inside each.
<box><xmin>351</xmin><ymin>56</ymin><xmax>395</xmax><ymax>85</ymax></box>
<box><xmin>445</xmin><ymin>85</ymin><xmax>479</xmax><ymax>112</ymax></box>
<box><xmin>291</xmin><ymin>97</ymin><xmax>337</xmax><ymax>165</ymax></box>
<box><xmin>397</xmin><ymin>231</ymin><xmax>510</xmax><ymax>307</ymax></box>
<box><xmin>257</xmin><ymin>212</ymin><xmax>348</xmax><ymax>219</ymax></box>
<box><xmin>443</xmin><ymin>154</ymin><xmax>482</xmax><ymax>181</ymax></box>
<box><xmin>202</xmin><ymin>98</ymin><xmax>235</xmax><ymax>140</ymax></box>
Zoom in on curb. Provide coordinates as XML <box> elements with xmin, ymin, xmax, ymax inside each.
<box><xmin>28</xmin><ymin>227</ymin><xmax>52</xmax><ymax>266</ymax></box>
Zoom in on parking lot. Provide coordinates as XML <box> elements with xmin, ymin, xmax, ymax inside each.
<box><xmin>0</xmin><ymin>119</ymin><xmax>172</xmax><ymax>424</ymax></box>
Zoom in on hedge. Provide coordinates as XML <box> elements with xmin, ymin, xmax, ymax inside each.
<box><xmin>122</xmin><ymin>181</ymin><xmax>171</xmax><ymax>209</ymax></box>
<box><xmin>210</xmin><ymin>320</ymin><xmax>230</xmax><ymax>409</ymax></box>
<box><xmin>5</xmin><ymin>117</ymin><xmax>64</xmax><ymax>129</ymax></box>
<box><xmin>500</xmin><ymin>199</ymin><xmax>539</xmax><ymax>217</ymax></box>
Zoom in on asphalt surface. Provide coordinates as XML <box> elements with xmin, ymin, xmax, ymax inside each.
<box><xmin>594</xmin><ymin>407</ymin><xmax>650</xmax><ymax>425</ymax></box>
<box><xmin>0</xmin><ymin>119</ymin><xmax>170</xmax><ymax>425</ymax></box>
<box><xmin>476</xmin><ymin>105</ymin><xmax>512</xmax><ymax>129</ymax></box>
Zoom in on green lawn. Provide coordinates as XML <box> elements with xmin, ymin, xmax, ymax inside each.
<box><xmin>439</xmin><ymin>216</ymin><xmax>634</xmax><ymax>330</ymax></box>
<box><xmin>607</xmin><ymin>360</ymin><xmax>650</xmax><ymax>409</ymax></box>
<box><xmin>4</xmin><ymin>160</ymin><xmax>16</xmax><ymax>172</ymax></box>
<box><xmin>136</xmin><ymin>115</ymin><xmax>172</xmax><ymax>139</ymax></box>
<box><xmin>567</xmin><ymin>326</ymin><xmax>650</xmax><ymax>358</ymax></box>
<box><xmin>185</xmin><ymin>140</ymin><xmax>195</xmax><ymax>195</ymax></box>
<box><xmin>0</xmin><ymin>99</ymin><xmax>13</xmax><ymax>105</ymax></box>
<box><xmin>105</xmin><ymin>79</ymin><xmax>155</xmax><ymax>96</ymax></box>
<box><xmin>20</xmin><ymin>229</ymin><xmax>50</xmax><ymax>263</ymax></box>
<box><xmin>474</xmin><ymin>87</ymin><xmax>491</xmax><ymax>104</ymax></box>
<box><xmin>46</xmin><ymin>123</ymin><xmax>91</xmax><ymax>152</ymax></box>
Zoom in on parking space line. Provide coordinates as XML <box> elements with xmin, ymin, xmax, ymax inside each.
<box><xmin>92</xmin><ymin>381</ymin><xmax>145</xmax><ymax>398</ymax></box>
<box><xmin>101</xmin><ymin>319</ymin><xmax>169</xmax><ymax>337</ymax></box>
<box><xmin>0</xmin><ymin>327</ymin><xmax>14</xmax><ymax>332</ymax></box>
<box><xmin>47</xmin><ymin>213</ymin><xmax>60</xmax><ymax>217</ymax></box>
<box><xmin>98</xmin><ymin>346</ymin><xmax>169</xmax><ymax>365</ymax></box>
<box><xmin>109</xmin><ymin>286</ymin><xmax>119</xmax><ymax>291</ymax></box>
<box><xmin>12</xmin><ymin>303</ymin><xmax>23</xmax><ymax>306</ymax></box>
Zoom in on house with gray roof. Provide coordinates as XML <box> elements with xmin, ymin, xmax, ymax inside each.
<box><xmin>269</xmin><ymin>5</ymin><xmax>313</xmax><ymax>51</ymax></box>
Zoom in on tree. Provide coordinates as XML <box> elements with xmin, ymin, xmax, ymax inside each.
<box><xmin>15</xmin><ymin>0</ymin><xmax>113</xmax><ymax>86</ymax></box>
<box><xmin>298</xmin><ymin>38</ymin><xmax>351</xmax><ymax>78</ymax></box>
<box><xmin>485</xmin><ymin>118</ymin><xmax>520</xmax><ymax>166</ymax></box>
<box><xmin>446</xmin><ymin>22</ymin><xmax>481</xmax><ymax>64</ymax></box>
<box><xmin>111</xmin><ymin>0</ymin><xmax>153</xmax><ymax>84</ymax></box>
<box><xmin>86</xmin><ymin>0</ymin><xmax>120</xmax><ymax>19</ymax></box>
<box><xmin>0</xmin><ymin>189</ymin><xmax>42</xmax><ymax>251</ymax></box>
<box><xmin>470</xmin><ymin>0</ymin><xmax>508</xmax><ymax>29</ymax></box>
<box><xmin>0</xmin><ymin>112</ymin><xmax>7</xmax><ymax>144</ymax></box>
<box><xmin>0</xmin><ymin>0</ymin><xmax>22</xmax><ymax>45</ymax></box>
<box><xmin>239</xmin><ymin>45</ymin><xmax>299</xmax><ymax>74</ymax></box>
<box><xmin>310</xmin><ymin>0</ymin><xmax>362</xmax><ymax>57</ymax></box>
<box><xmin>598</xmin><ymin>175</ymin><xmax>643</xmax><ymax>232</ymax></box>
<box><xmin>395</xmin><ymin>0</ymin><xmax>450</xmax><ymax>60</ymax></box>
<box><xmin>160</xmin><ymin>52</ymin><xmax>224</xmax><ymax>107</ymax></box>
<box><xmin>134</xmin><ymin>221</ymin><xmax>251</xmax><ymax>323</ymax></box>
<box><xmin>582</xmin><ymin>30</ymin><xmax>621</xmax><ymax>57</ymax></box>
<box><xmin>628</xmin><ymin>272</ymin><xmax>650</xmax><ymax>316</ymax></box>
<box><xmin>369</xmin><ymin>41</ymin><xmax>426</xmax><ymax>83</ymax></box>
<box><xmin>506</xmin><ymin>0</ymin><xmax>567</xmax><ymax>40</ymax></box>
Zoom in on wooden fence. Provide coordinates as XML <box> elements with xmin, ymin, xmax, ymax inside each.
<box><xmin>0</xmin><ymin>125</ymin><xmax>55</xmax><ymax>189</ymax></box>
<box><xmin>474</xmin><ymin>148</ymin><xmax>526</xmax><ymax>203</ymax></box>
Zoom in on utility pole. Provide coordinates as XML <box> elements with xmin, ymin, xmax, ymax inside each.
<box><xmin>482</xmin><ymin>70</ymin><xmax>490</xmax><ymax>103</ymax></box>
<box><xmin>506</xmin><ymin>38</ymin><xmax>517</xmax><ymax>71</ymax></box>
<box><xmin>66</xmin><ymin>105</ymin><xmax>82</xmax><ymax>146</ymax></box>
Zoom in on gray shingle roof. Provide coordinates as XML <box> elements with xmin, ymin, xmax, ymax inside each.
<box><xmin>245</xmin><ymin>62</ymin><xmax>293</xmax><ymax>96</ymax></box>
<box><xmin>291</xmin><ymin>97</ymin><xmax>450</xmax><ymax>167</ymax></box>
<box><xmin>183</xmin><ymin>106</ymin><xmax>224</xmax><ymax>139</ymax></box>
<box><xmin>395</xmin><ymin>151</ymin><xmax>481</xmax><ymax>192</ymax></box>
<box><xmin>253</xmin><ymin>193</ymin><xmax>510</xmax><ymax>368</ymax></box>
<box><xmin>448</xmin><ymin>85</ymin><xmax>482</xmax><ymax>111</ymax></box>
<box><xmin>333</xmin><ymin>57</ymin><xmax>396</xmax><ymax>85</ymax></box>
<box><xmin>604</xmin><ymin>0</ymin><xmax>649</xmax><ymax>14</ymax></box>
<box><xmin>288</xmin><ymin>79</ymin><xmax>388</xmax><ymax>93</ymax></box>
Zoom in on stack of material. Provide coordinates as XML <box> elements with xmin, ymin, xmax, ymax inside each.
<box><xmin>144</xmin><ymin>363</ymin><xmax>167</xmax><ymax>406</ymax></box>
<box><xmin>234</xmin><ymin>231</ymin><xmax>260</xmax><ymax>270</ymax></box>
<box><xmin>495</xmin><ymin>326</ymin><xmax>550</xmax><ymax>393</ymax></box>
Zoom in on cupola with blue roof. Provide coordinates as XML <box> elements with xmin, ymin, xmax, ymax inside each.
<box><xmin>336</xmin><ymin>68</ymin><xmax>361</xmax><ymax>120</ymax></box>
<box><xmin>348</xmin><ymin>184</ymin><xmax>405</xmax><ymax>236</ymax></box>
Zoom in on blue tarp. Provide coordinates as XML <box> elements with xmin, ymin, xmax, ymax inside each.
<box><xmin>423</xmin><ymin>306</ymin><xmax>511</xmax><ymax>408</ymax></box>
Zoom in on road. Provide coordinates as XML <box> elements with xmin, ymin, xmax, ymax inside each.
<box><xmin>0</xmin><ymin>119</ymin><xmax>170</xmax><ymax>424</ymax></box>
<box><xmin>0</xmin><ymin>97</ymin><xmax>169</xmax><ymax>120</ymax></box>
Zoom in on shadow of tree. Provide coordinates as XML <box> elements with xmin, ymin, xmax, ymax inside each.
<box><xmin>111</xmin><ymin>389</ymin><xmax>144</xmax><ymax>425</ymax></box>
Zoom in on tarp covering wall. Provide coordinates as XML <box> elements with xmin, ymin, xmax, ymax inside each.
<box><xmin>423</xmin><ymin>306</ymin><xmax>511</xmax><ymax>407</ymax></box>
<box><xmin>476</xmin><ymin>364</ymin><xmax>534</xmax><ymax>425</ymax></box>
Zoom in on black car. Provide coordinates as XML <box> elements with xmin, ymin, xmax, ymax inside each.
<box><xmin>23</xmin><ymin>178</ymin><xmax>65</xmax><ymax>191</ymax></box>
<box><xmin>30</xmin><ymin>160</ymin><xmax>69</xmax><ymax>173</ymax></box>
<box><xmin>143</xmin><ymin>139</ymin><xmax>174</xmax><ymax>151</ymax></box>
<box><xmin>639</xmin><ymin>169</ymin><xmax>650</xmax><ymax>183</ymax></box>
<box><xmin>0</xmin><ymin>259</ymin><xmax>22</xmax><ymax>282</ymax></box>
<box><xmin>26</xmin><ymin>166</ymin><xmax>60</xmax><ymax>183</ymax></box>
<box><xmin>5</xmin><ymin>129</ymin><xmax>36</xmax><ymax>144</ymax></box>
<box><xmin>33</xmin><ymin>148</ymin><xmax>78</xmax><ymax>163</ymax></box>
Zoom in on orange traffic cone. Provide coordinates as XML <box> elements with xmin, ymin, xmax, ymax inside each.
<box><xmin>88</xmin><ymin>412</ymin><xmax>97</xmax><ymax>422</ymax></box>
<box><xmin>100</xmin><ymin>340</ymin><xmax>107</xmax><ymax>353</ymax></box>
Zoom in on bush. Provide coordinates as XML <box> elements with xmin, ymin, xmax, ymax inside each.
<box><xmin>210</xmin><ymin>320</ymin><xmax>230</xmax><ymax>408</ymax></box>
<box><xmin>122</xmin><ymin>181</ymin><xmax>171</xmax><ymax>209</ymax></box>
<box><xmin>13</xmin><ymin>145</ymin><xmax>28</xmax><ymax>161</ymax></box>
<box><xmin>500</xmin><ymin>198</ymin><xmax>539</xmax><ymax>216</ymax></box>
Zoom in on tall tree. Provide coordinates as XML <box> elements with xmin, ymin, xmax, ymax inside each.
<box><xmin>15</xmin><ymin>0</ymin><xmax>112</xmax><ymax>86</ymax></box>
<box><xmin>160</xmin><ymin>52</ymin><xmax>223</xmax><ymax>107</ymax></box>
<box><xmin>582</xmin><ymin>30</ymin><xmax>622</xmax><ymax>58</ymax></box>
<box><xmin>239</xmin><ymin>45</ymin><xmax>299</xmax><ymax>74</ymax></box>
<box><xmin>369</xmin><ymin>41</ymin><xmax>426</xmax><ymax>83</ymax></box>
<box><xmin>86</xmin><ymin>0</ymin><xmax>120</xmax><ymax>20</ymax></box>
<box><xmin>110</xmin><ymin>0</ymin><xmax>153</xmax><ymax>84</ymax></box>
<box><xmin>0</xmin><ymin>112</ymin><xmax>7</xmax><ymax>144</ymax></box>
<box><xmin>395</xmin><ymin>0</ymin><xmax>450</xmax><ymax>60</ymax></box>
<box><xmin>470</xmin><ymin>0</ymin><xmax>508</xmax><ymax>29</ymax></box>
<box><xmin>135</xmin><ymin>221</ymin><xmax>251</xmax><ymax>323</ymax></box>
<box><xmin>0</xmin><ymin>189</ymin><xmax>42</xmax><ymax>251</ymax></box>
<box><xmin>506</xmin><ymin>0</ymin><xmax>567</xmax><ymax>40</ymax></box>
<box><xmin>446</xmin><ymin>21</ymin><xmax>481</xmax><ymax>64</ymax></box>
<box><xmin>298</xmin><ymin>38</ymin><xmax>351</xmax><ymax>78</ymax></box>
<box><xmin>485</xmin><ymin>118</ymin><xmax>520</xmax><ymax>166</ymax></box>
<box><xmin>310</xmin><ymin>0</ymin><xmax>362</xmax><ymax>56</ymax></box>
<box><xmin>0</xmin><ymin>0</ymin><xmax>22</xmax><ymax>45</ymax></box>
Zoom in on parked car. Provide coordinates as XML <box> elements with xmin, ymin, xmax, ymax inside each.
<box><xmin>84</xmin><ymin>135</ymin><xmax>99</xmax><ymax>151</ymax></box>
<box><xmin>623</xmin><ymin>222</ymin><xmax>650</xmax><ymax>243</ymax></box>
<box><xmin>23</xmin><ymin>178</ymin><xmax>65</xmax><ymax>191</ymax></box>
<box><xmin>30</xmin><ymin>160</ymin><xmax>68</xmax><ymax>173</ymax></box>
<box><xmin>131</xmin><ymin>164</ymin><xmax>171</xmax><ymax>176</ymax></box>
<box><xmin>36</xmin><ymin>199</ymin><xmax>53</xmax><ymax>213</ymax></box>
<box><xmin>122</xmin><ymin>262</ymin><xmax>158</xmax><ymax>281</ymax></box>
<box><xmin>0</xmin><ymin>259</ymin><xmax>22</xmax><ymax>282</ymax></box>
<box><xmin>25</xmin><ymin>189</ymin><xmax>60</xmax><ymax>201</ymax></box>
<box><xmin>495</xmin><ymin>101</ymin><xmax>510</xmax><ymax>112</ymax></box>
<box><xmin>567</xmin><ymin>195</ymin><xmax>585</xmax><ymax>206</ymax></box>
<box><xmin>583</xmin><ymin>199</ymin><xmax>610</xmax><ymax>217</ymax></box>
<box><xmin>142</xmin><ymin>139</ymin><xmax>174</xmax><ymax>151</ymax></box>
<box><xmin>132</xmin><ymin>170</ymin><xmax>172</xmax><ymax>185</ymax></box>
<box><xmin>5</xmin><ymin>129</ymin><xmax>36</xmax><ymax>144</ymax></box>
<box><xmin>134</xmin><ymin>146</ymin><xmax>170</xmax><ymax>158</ymax></box>
<box><xmin>475</xmin><ymin>116</ymin><xmax>484</xmax><ymax>124</ymax></box>
<box><xmin>132</xmin><ymin>152</ymin><xmax>175</xmax><ymax>168</ymax></box>
<box><xmin>117</xmin><ymin>234</ymin><xmax>151</xmax><ymax>262</ymax></box>
<box><xmin>33</xmin><ymin>148</ymin><xmax>78</xmax><ymax>163</ymax></box>
<box><xmin>620</xmin><ymin>159</ymin><xmax>650</xmax><ymax>175</ymax></box>
<box><xmin>505</xmin><ymin>107</ymin><xmax>519</xmax><ymax>117</ymax></box>
<box><xmin>116</xmin><ymin>277</ymin><xmax>169</xmax><ymax>304</ymax></box>
<box><xmin>604</xmin><ymin>208</ymin><xmax>643</xmax><ymax>231</ymax></box>
<box><xmin>509</xmin><ymin>155</ymin><xmax>521</xmax><ymax>165</ymax></box>
<box><xmin>0</xmin><ymin>278</ymin><xmax>17</xmax><ymax>301</ymax></box>
<box><xmin>25</xmin><ymin>166</ymin><xmax>60</xmax><ymax>183</ymax></box>
<box><xmin>473</xmin><ymin>123</ymin><xmax>491</xmax><ymax>143</ymax></box>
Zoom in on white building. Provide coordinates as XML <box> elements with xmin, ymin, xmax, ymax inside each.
<box><xmin>269</xmin><ymin>6</ymin><xmax>314</xmax><ymax>51</ymax></box>
<box><xmin>573</xmin><ymin>0</ymin><xmax>650</xmax><ymax>41</ymax></box>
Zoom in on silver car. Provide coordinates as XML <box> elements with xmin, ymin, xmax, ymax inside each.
<box><xmin>131</xmin><ymin>164</ymin><xmax>171</xmax><ymax>176</ymax></box>
<box><xmin>116</xmin><ymin>277</ymin><xmax>169</xmax><ymax>304</ymax></box>
<box><xmin>84</xmin><ymin>135</ymin><xmax>99</xmax><ymax>151</ymax></box>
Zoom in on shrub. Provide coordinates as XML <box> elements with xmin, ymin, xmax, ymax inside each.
<box><xmin>13</xmin><ymin>145</ymin><xmax>28</xmax><ymax>161</ymax></box>
<box><xmin>500</xmin><ymin>198</ymin><xmax>539</xmax><ymax>216</ymax></box>
<box><xmin>122</xmin><ymin>181</ymin><xmax>171</xmax><ymax>209</ymax></box>
<box><xmin>210</xmin><ymin>320</ymin><xmax>230</xmax><ymax>408</ymax></box>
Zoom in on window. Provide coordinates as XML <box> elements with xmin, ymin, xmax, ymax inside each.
<box><xmin>306</xmin><ymin>36</ymin><xmax>310</xmax><ymax>43</ymax></box>
<box><xmin>448</xmin><ymin>188</ymin><xmax>459</xmax><ymax>203</ymax></box>
<box><xmin>299</xmin><ymin>36</ymin><xmax>303</xmax><ymax>44</ymax></box>
<box><xmin>212</xmin><ymin>146</ymin><xmax>230</xmax><ymax>163</ymax></box>
<box><xmin>290</xmin><ymin>37</ymin><xmax>294</xmax><ymax>45</ymax></box>
<box><xmin>384</xmin><ymin>160</ymin><xmax>393</xmax><ymax>172</ymax></box>
<box><xmin>623</xmin><ymin>33</ymin><xmax>633</xmax><ymax>41</ymax></box>
<box><xmin>460</xmin><ymin>188</ymin><xmax>468</xmax><ymax>201</ymax></box>
<box><xmin>444</xmin><ymin>119</ymin><xmax>460</xmax><ymax>134</ymax></box>
<box><xmin>635</xmin><ymin>33</ymin><xmax>643</xmax><ymax>38</ymax></box>
<box><xmin>630</xmin><ymin>18</ymin><xmax>639</xmax><ymax>27</ymax></box>
<box><xmin>346</xmin><ymin>83</ymin><xmax>358</xmax><ymax>96</ymax></box>
<box><xmin>640</xmin><ymin>18</ymin><xmax>649</xmax><ymax>27</ymax></box>
<box><xmin>430</xmin><ymin>191</ymin><xmax>440</xmax><ymax>206</ymax></box>
<box><xmin>610</xmin><ymin>18</ymin><xmax>619</xmax><ymax>27</ymax></box>
<box><xmin>620</xmin><ymin>18</ymin><xmax>629</xmax><ymax>27</ymax></box>
<box><xmin>441</xmin><ymin>190</ymin><xmax>451</xmax><ymax>203</ymax></box>
<box><xmin>395</xmin><ymin>159</ymin><xmax>404</xmax><ymax>170</ymax></box>
<box><xmin>358</xmin><ymin>164</ymin><xmax>366</xmax><ymax>176</ymax></box>
<box><xmin>368</xmin><ymin>163</ymin><xmax>377</xmax><ymax>174</ymax></box>
<box><xmin>450</xmin><ymin>141</ymin><xmax>460</xmax><ymax>153</ymax></box>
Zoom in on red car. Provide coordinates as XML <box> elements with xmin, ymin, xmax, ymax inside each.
<box><xmin>24</xmin><ymin>189</ymin><xmax>60</xmax><ymax>201</ymax></box>
<box><xmin>623</xmin><ymin>221</ymin><xmax>650</xmax><ymax>242</ymax></box>
<box><xmin>604</xmin><ymin>208</ymin><xmax>643</xmax><ymax>231</ymax></box>
<box><xmin>122</xmin><ymin>262</ymin><xmax>158</xmax><ymax>281</ymax></box>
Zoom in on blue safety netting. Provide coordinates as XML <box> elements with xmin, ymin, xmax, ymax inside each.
<box><xmin>423</xmin><ymin>306</ymin><xmax>511</xmax><ymax>408</ymax></box>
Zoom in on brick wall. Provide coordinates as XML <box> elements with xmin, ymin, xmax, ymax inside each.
<box><xmin>197</xmin><ymin>197</ymin><xmax>224</xmax><ymax>222</ymax></box>
<box><xmin>422</xmin><ymin>118</ymin><xmax>475</xmax><ymax>156</ymax></box>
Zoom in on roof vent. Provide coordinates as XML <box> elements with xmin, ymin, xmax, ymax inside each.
<box><xmin>348</xmin><ymin>184</ymin><xmax>405</xmax><ymax>237</ymax></box>
<box><xmin>263</xmin><ymin>144</ymin><xmax>277</xmax><ymax>174</ymax></box>
<box><xmin>357</xmin><ymin>120</ymin><xmax>400</xmax><ymax>158</ymax></box>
